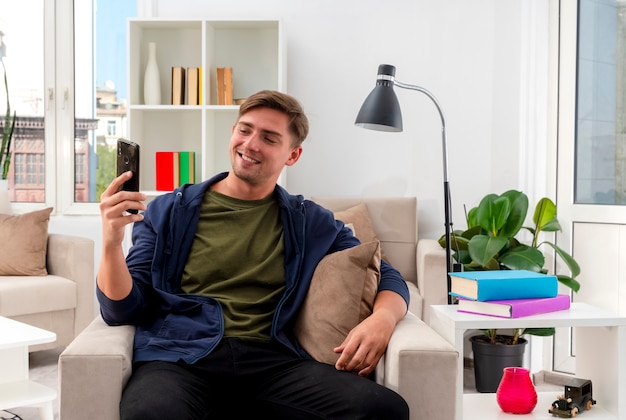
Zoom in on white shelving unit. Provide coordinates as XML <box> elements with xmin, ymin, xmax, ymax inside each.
<box><xmin>127</xmin><ymin>19</ymin><xmax>286</xmax><ymax>191</ymax></box>
<box><xmin>429</xmin><ymin>303</ymin><xmax>626</xmax><ymax>420</ymax></box>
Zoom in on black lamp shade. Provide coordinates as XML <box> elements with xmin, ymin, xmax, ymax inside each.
<box><xmin>355</xmin><ymin>64</ymin><xmax>403</xmax><ymax>132</ymax></box>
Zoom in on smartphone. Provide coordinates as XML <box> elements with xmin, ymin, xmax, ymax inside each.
<box><xmin>116</xmin><ymin>138</ymin><xmax>140</xmax><ymax>213</ymax></box>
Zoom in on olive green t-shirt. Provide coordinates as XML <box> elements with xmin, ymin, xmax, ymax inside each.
<box><xmin>181</xmin><ymin>190</ymin><xmax>285</xmax><ymax>341</ymax></box>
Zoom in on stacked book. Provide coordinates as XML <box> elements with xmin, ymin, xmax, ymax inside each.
<box><xmin>449</xmin><ymin>270</ymin><xmax>570</xmax><ymax>318</ymax></box>
<box><xmin>171</xmin><ymin>66</ymin><xmax>202</xmax><ymax>105</ymax></box>
<box><xmin>155</xmin><ymin>151</ymin><xmax>195</xmax><ymax>191</ymax></box>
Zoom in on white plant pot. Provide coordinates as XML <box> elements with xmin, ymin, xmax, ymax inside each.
<box><xmin>0</xmin><ymin>179</ymin><xmax>10</xmax><ymax>214</ymax></box>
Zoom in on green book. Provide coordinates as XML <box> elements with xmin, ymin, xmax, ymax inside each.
<box><xmin>179</xmin><ymin>151</ymin><xmax>195</xmax><ymax>185</ymax></box>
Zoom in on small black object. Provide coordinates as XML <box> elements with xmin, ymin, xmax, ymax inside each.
<box><xmin>116</xmin><ymin>138</ymin><xmax>141</xmax><ymax>214</ymax></box>
<box><xmin>548</xmin><ymin>378</ymin><xmax>596</xmax><ymax>418</ymax></box>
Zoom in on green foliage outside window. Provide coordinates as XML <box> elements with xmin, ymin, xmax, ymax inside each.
<box><xmin>96</xmin><ymin>144</ymin><xmax>116</xmax><ymax>200</ymax></box>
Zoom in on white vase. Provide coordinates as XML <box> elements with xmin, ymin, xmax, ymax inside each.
<box><xmin>0</xmin><ymin>179</ymin><xmax>10</xmax><ymax>214</ymax></box>
<box><xmin>143</xmin><ymin>42</ymin><xmax>161</xmax><ymax>105</ymax></box>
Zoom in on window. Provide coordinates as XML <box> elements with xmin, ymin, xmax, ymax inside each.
<box><xmin>77</xmin><ymin>0</ymin><xmax>135</xmax><ymax>204</ymax></box>
<box><xmin>554</xmin><ymin>0</ymin><xmax>626</xmax><ymax>375</ymax></box>
<box><xmin>107</xmin><ymin>120</ymin><xmax>116</xmax><ymax>136</ymax></box>
<box><xmin>0</xmin><ymin>0</ymin><xmax>134</xmax><ymax>212</ymax></box>
<box><xmin>575</xmin><ymin>0</ymin><xmax>626</xmax><ymax>204</ymax></box>
<box><xmin>0</xmin><ymin>0</ymin><xmax>45</xmax><ymax>204</ymax></box>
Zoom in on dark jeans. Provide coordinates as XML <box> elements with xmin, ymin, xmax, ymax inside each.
<box><xmin>120</xmin><ymin>338</ymin><xmax>409</xmax><ymax>420</ymax></box>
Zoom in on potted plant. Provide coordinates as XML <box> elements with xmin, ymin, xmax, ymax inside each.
<box><xmin>439</xmin><ymin>190</ymin><xmax>581</xmax><ymax>392</ymax></box>
<box><xmin>1</xmin><ymin>58</ymin><xmax>16</xmax><ymax>184</ymax></box>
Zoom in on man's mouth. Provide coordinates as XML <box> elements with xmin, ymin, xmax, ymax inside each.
<box><xmin>239</xmin><ymin>153</ymin><xmax>260</xmax><ymax>164</ymax></box>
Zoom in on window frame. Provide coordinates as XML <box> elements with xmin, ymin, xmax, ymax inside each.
<box><xmin>7</xmin><ymin>0</ymin><xmax>106</xmax><ymax>216</ymax></box>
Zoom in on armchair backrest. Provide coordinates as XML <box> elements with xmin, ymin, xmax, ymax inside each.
<box><xmin>310</xmin><ymin>197</ymin><xmax>417</xmax><ymax>288</ymax></box>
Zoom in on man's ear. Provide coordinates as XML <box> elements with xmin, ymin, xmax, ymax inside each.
<box><xmin>285</xmin><ymin>146</ymin><xmax>303</xmax><ymax>167</ymax></box>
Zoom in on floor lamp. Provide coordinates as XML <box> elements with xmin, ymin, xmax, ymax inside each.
<box><xmin>355</xmin><ymin>64</ymin><xmax>455</xmax><ymax>304</ymax></box>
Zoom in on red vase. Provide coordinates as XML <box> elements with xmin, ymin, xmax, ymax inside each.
<box><xmin>496</xmin><ymin>367</ymin><xmax>538</xmax><ymax>414</ymax></box>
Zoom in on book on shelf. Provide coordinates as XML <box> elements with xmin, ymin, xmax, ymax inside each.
<box><xmin>457</xmin><ymin>294</ymin><xmax>571</xmax><ymax>318</ymax></box>
<box><xmin>198</xmin><ymin>67</ymin><xmax>203</xmax><ymax>105</ymax></box>
<box><xmin>216</xmin><ymin>67</ymin><xmax>233</xmax><ymax>105</ymax></box>
<box><xmin>215</xmin><ymin>67</ymin><xmax>225</xmax><ymax>105</ymax></box>
<box><xmin>171</xmin><ymin>66</ymin><xmax>186</xmax><ymax>105</ymax></box>
<box><xmin>179</xmin><ymin>151</ymin><xmax>195</xmax><ymax>185</ymax></box>
<box><xmin>449</xmin><ymin>269</ymin><xmax>558</xmax><ymax>301</ymax></box>
<box><xmin>223</xmin><ymin>67</ymin><xmax>232</xmax><ymax>105</ymax></box>
<box><xmin>216</xmin><ymin>67</ymin><xmax>224</xmax><ymax>104</ymax></box>
<box><xmin>186</xmin><ymin>67</ymin><xmax>199</xmax><ymax>105</ymax></box>
<box><xmin>155</xmin><ymin>151</ymin><xmax>180</xmax><ymax>191</ymax></box>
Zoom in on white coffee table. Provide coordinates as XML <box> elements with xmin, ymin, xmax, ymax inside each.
<box><xmin>0</xmin><ymin>316</ymin><xmax>57</xmax><ymax>420</ymax></box>
<box><xmin>430</xmin><ymin>302</ymin><xmax>626</xmax><ymax>420</ymax></box>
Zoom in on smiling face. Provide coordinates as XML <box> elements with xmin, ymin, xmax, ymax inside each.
<box><xmin>226</xmin><ymin>107</ymin><xmax>302</xmax><ymax>197</ymax></box>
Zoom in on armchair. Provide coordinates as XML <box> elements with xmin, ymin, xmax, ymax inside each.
<box><xmin>59</xmin><ymin>197</ymin><xmax>457</xmax><ymax>420</ymax></box>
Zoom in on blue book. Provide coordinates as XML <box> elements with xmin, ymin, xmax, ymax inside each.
<box><xmin>448</xmin><ymin>270</ymin><xmax>558</xmax><ymax>301</ymax></box>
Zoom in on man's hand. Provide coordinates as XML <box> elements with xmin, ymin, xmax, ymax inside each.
<box><xmin>97</xmin><ymin>171</ymin><xmax>146</xmax><ymax>300</ymax></box>
<box><xmin>99</xmin><ymin>171</ymin><xmax>146</xmax><ymax>247</ymax></box>
<box><xmin>333</xmin><ymin>290</ymin><xmax>407</xmax><ymax>377</ymax></box>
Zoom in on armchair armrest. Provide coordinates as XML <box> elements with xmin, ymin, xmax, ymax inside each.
<box><xmin>47</xmin><ymin>233</ymin><xmax>95</xmax><ymax>334</ymax></box>
<box><xmin>416</xmin><ymin>238</ymin><xmax>448</xmax><ymax>324</ymax></box>
<box><xmin>59</xmin><ymin>315</ymin><xmax>135</xmax><ymax>420</ymax></box>
<box><xmin>377</xmin><ymin>311</ymin><xmax>458</xmax><ymax>420</ymax></box>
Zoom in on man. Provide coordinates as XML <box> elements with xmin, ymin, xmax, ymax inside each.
<box><xmin>98</xmin><ymin>90</ymin><xmax>410</xmax><ymax>419</ymax></box>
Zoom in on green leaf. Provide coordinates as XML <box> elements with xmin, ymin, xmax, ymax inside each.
<box><xmin>482</xmin><ymin>257</ymin><xmax>502</xmax><ymax>270</ymax></box>
<box><xmin>557</xmin><ymin>275</ymin><xmax>580</xmax><ymax>293</ymax></box>
<box><xmin>1</xmin><ymin>59</ymin><xmax>15</xmax><ymax>180</ymax></box>
<box><xmin>467</xmin><ymin>206</ymin><xmax>479</xmax><ymax>228</ymax></box>
<box><xmin>476</xmin><ymin>194</ymin><xmax>510</xmax><ymax>235</ymax></box>
<box><xmin>454</xmin><ymin>249</ymin><xmax>473</xmax><ymax>265</ymax></box>
<box><xmin>499</xmin><ymin>245</ymin><xmax>544</xmax><ymax>272</ymax></box>
<box><xmin>450</xmin><ymin>233</ymin><xmax>470</xmax><ymax>251</ymax></box>
<box><xmin>499</xmin><ymin>190</ymin><xmax>528</xmax><ymax>237</ymax></box>
<box><xmin>439</xmin><ymin>232</ymin><xmax>470</xmax><ymax>251</ymax></box>
<box><xmin>533</xmin><ymin>198</ymin><xmax>557</xmax><ymax>233</ymax></box>
<box><xmin>540</xmin><ymin>218</ymin><xmax>562</xmax><ymax>232</ymax></box>
<box><xmin>538</xmin><ymin>241</ymin><xmax>581</xmax><ymax>278</ymax></box>
<box><xmin>522</xmin><ymin>327</ymin><xmax>555</xmax><ymax>337</ymax></box>
<box><xmin>461</xmin><ymin>225</ymin><xmax>483</xmax><ymax>239</ymax></box>
<box><xmin>467</xmin><ymin>235</ymin><xmax>509</xmax><ymax>266</ymax></box>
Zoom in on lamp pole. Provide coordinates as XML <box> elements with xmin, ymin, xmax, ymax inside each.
<box><xmin>393</xmin><ymin>81</ymin><xmax>453</xmax><ymax>304</ymax></box>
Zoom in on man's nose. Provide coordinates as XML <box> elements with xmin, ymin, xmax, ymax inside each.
<box><xmin>243</xmin><ymin>133</ymin><xmax>261</xmax><ymax>150</ymax></box>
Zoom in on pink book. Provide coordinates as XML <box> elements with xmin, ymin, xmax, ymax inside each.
<box><xmin>456</xmin><ymin>294</ymin><xmax>571</xmax><ymax>318</ymax></box>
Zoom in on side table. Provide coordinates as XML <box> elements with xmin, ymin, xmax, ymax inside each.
<box><xmin>429</xmin><ymin>302</ymin><xmax>626</xmax><ymax>420</ymax></box>
<box><xmin>0</xmin><ymin>316</ymin><xmax>57</xmax><ymax>420</ymax></box>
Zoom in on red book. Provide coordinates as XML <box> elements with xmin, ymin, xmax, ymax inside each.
<box><xmin>155</xmin><ymin>151</ymin><xmax>179</xmax><ymax>191</ymax></box>
<box><xmin>457</xmin><ymin>294</ymin><xmax>571</xmax><ymax>318</ymax></box>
